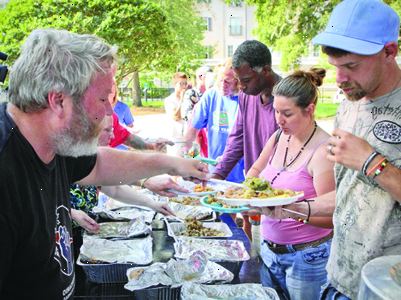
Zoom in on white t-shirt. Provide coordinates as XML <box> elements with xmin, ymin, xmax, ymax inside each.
<box><xmin>327</xmin><ymin>88</ymin><xmax>401</xmax><ymax>298</ymax></box>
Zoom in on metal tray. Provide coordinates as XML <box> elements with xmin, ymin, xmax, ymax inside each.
<box><xmin>166</xmin><ymin>221</ymin><xmax>232</xmax><ymax>239</ymax></box>
<box><xmin>77</xmin><ymin>256</ymin><xmax>150</xmax><ymax>284</ymax></box>
<box><xmin>174</xmin><ymin>238</ymin><xmax>250</xmax><ymax>262</ymax></box>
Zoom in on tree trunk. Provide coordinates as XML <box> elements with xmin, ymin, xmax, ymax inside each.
<box><xmin>131</xmin><ymin>71</ymin><xmax>142</xmax><ymax>107</ymax></box>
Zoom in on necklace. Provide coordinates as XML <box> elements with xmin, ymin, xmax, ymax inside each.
<box><xmin>270</xmin><ymin>121</ymin><xmax>317</xmax><ymax>185</ymax></box>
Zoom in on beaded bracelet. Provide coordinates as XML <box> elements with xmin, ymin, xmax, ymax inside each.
<box><xmin>366</xmin><ymin>157</ymin><xmax>387</xmax><ymax>177</ymax></box>
<box><xmin>361</xmin><ymin>151</ymin><xmax>380</xmax><ymax>176</ymax></box>
<box><xmin>372</xmin><ymin>159</ymin><xmax>388</xmax><ymax>179</ymax></box>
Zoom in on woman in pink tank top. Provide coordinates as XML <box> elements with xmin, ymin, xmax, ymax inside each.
<box><xmin>247</xmin><ymin>68</ymin><xmax>335</xmax><ymax>300</ymax></box>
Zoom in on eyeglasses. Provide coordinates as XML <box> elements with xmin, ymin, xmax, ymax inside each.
<box><xmin>179</xmin><ymin>81</ymin><xmax>188</xmax><ymax>86</ymax></box>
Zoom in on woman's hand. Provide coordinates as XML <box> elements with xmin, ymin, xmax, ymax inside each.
<box><xmin>71</xmin><ymin>209</ymin><xmax>100</xmax><ymax>233</ymax></box>
<box><xmin>148</xmin><ymin>202</ymin><xmax>175</xmax><ymax>216</ymax></box>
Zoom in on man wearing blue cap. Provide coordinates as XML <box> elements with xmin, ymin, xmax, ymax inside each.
<box><xmin>309</xmin><ymin>0</ymin><xmax>401</xmax><ymax>298</ymax></box>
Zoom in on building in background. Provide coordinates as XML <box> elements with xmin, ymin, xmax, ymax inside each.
<box><xmin>196</xmin><ymin>0</ymin><xmax>258</xmax><ymax>66</ymax></box>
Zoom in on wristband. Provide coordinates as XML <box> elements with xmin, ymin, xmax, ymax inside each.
<box><xmin>361</xmin><ymin>151</ymin><xmax>380</xmax><ymax>176</ymax></box>
<box><xmin>366</xmin><ymin>157</ymin><xmax>387</xmax><ymax>177</ymax></box>
<box><xmin>297</xmin><ymin>199</ymin><xmax>314</xmax><ymax>224</ymax></box>
<box><xmin>372</xmin><ymin>159</ymin><xmax>388</xmax><ymax>179</ymax></box>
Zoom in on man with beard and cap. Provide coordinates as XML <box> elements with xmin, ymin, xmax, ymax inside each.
<box><xmin>0</xmin><ymin>29</ymin><xmax>208</xmax><ymax>300</ymax></box>
<box><xmin>211</xmin><ymin>40</ymin><xmax>280</xmax><ymax>239</ymax></box>
<box><xmin>274</xmin><ymin>0</ymin><xmax>401</xmax><ymax>298</ymax></box>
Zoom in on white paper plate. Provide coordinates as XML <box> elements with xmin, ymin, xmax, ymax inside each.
<box><xmin>217</xmin><ymin>192</ymin><xmax>304</xmax><ymax>207</ymax></box>
<box><xmin>168</xmin><ymin>178</ymin><xmax>220</xmax><ymax>196</ymax></box>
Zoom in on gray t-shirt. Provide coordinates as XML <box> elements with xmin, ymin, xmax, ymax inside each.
<box><xmin>327</xmin><ymin>88</ymin><xmax>401</xmax><ymax>298</ymax></box>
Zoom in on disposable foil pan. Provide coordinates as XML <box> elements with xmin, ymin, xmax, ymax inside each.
<box><xmin>166</xmin><ymin>221</ymin><xmax>232</xmax><ymax>239</ymax></box>
<box><xmin>84</xmin><ymin>219</ymin><xmax>151</xmax><ymax>239</ymax></box>
<box><xmin>80</xmin><ymin>235</ymin><xmax>153</xmax><ymax>264</ymax></box>
<box><xmin>180</xmin><ymin>283</ymin><xmax>279</xmax><ymax>300</ymax></box>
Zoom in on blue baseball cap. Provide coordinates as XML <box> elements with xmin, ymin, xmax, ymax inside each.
<box><xmin>312</xmin><ymin>0</ymin><xmax>400</xmax><ymax>55</ymax></box>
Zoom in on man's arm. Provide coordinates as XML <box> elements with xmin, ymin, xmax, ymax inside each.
<box><xmin>328</xmin><ymin>128</ymin><xmax>401</xmax><ymax>201</ymax></box>
<box><xmin>77</xmin><ymin>147</ymin><xmax>208</xmax><ymax>186</ymax></box>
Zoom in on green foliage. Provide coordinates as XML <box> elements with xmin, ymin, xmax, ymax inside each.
<box><xmin>247</xmin><ymin>0</ymin><xmax>401</xmax><ymax>71</ymax></box>
<box><xmin>0</xmin><ymin>0</ymin><xmax>205</xmax><ymax>78</ymax></box>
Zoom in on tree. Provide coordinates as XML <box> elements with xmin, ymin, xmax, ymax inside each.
<box><xmin>247</xmin><ymin>0</ymin><xmax>401</xmax><ymax>71</ymax></box>
<box><xmin>0</xmin><ymin>0</ymin><xmax>205</xmax><ymax>106</ymax></box>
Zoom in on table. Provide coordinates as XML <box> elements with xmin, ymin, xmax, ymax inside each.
<box><xmin>73</xmin><ymin>214</ymin><xmax>261</xmax><ymax>299</ymax></box>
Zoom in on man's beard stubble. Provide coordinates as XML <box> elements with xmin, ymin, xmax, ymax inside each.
<box><xmin>52</xmin><ymin>102</ymin><xmax>102</xmax><ymax>157</ymax></box>
<box><xmin>339</xmin><ymin>82</ymin><xmax>366</xmax><ymax>101</ymax></box>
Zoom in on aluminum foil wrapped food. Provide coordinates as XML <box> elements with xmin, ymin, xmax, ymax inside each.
<box><xmin>85</xmin><ymin>218</ymin><xmax>152</xmax><ymax>239</ymax></box>
<box><xmin>166</xmin><ymin>219</ymin><xmax>232</xmax><ymax>239</ymax></box>
<box><xmin>174</xmin><ymin>238</ymin><xmax>250</xmax><ymax>262</ymax></box>
<box><xmin>124</xmin><ymin>251</ymin><xmax>233</xmax><ymax>291</ymax></box>
<box><xmin>180</xmin><ymin>283</ymin><xmax>279</xmax><ymax>300</ymax></box>
<box><xmin>157</xmin><ymin>202</ymin><xmax>216</xmax><ymax>222</ymax></box>
<box><xmin>80</xmin><ymin>235</ymin><xmax>153</xmax><ymax>264</ymax></box>
<box><xmin>92</xmin><ymin>206</ymin><xmax>155</xmax><ymax>223</ymax></box>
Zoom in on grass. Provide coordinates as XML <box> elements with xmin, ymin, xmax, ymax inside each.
<box><xmin>316</xmin><ymin>103</ymin><xmax>339</xmax><ymax>119</ymax></box>
<box><xmin>129</xmin><ymin>99</ymin><xmax>339</xmax><ymax>119</ymax></box>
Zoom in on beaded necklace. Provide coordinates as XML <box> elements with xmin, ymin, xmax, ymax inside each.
<box><xmin>270</xmin><ymin>121</ymin><xmax>317</xmax><ymax>185</ymax></box>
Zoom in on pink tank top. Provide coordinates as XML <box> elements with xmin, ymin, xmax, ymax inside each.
<box><xmin>260</xmin><ymin>141</ymin><xmax>332</xmax><ymax>244</ymax></box>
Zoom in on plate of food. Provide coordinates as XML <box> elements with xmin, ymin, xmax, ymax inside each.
<box><xmin>200</xmin><ymin>195</ymin><xmax>250</xmax><ymax>214</ymax></box>
<box><xmin>216</xmin><ymin>177</ymin><xmax>304</xmax><ymax>207</ymax></box>
<box><xmin>169</xmin><ymin>195</ymin><xmax>202</xmax><ymax>206</ymax></box>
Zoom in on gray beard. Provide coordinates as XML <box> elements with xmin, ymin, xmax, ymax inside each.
<box><xmin>53</xmin><ymin>133</ymin><xmax>98</xmax><ymax>157</ymax></box>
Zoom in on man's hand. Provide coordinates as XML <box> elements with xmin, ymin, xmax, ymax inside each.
<box><xmin>173</xmin><ymin>158</ymin><xmax>210</xmax><ymax>181</ymax></box>
<box><xmin>147</xmin><ymin>138</ymin><xmax>174</xmax><ymax>153</ymax></box>
<box><xmin>143</xmin><ymin>175</ymin><xmax>189</xmax><ymax>197</ymax></box>
<box><xmin>71</xmin><ymin>209</ymin><xmax>100</xmax><ymax>233</ymax></box>
<box><xmin>327</xmin><ymin>128</ymin><xmax>374</xmax><ymax>170</ymax></box>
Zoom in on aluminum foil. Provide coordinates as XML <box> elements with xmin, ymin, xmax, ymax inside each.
<box><xmin>92</xmin><ymin>206</ymin><xmax>155</xmax><ymax>223</ymax></box>
<box><xmin>174</xmin><ymin>238</ymin><xmax>250</xmax><ymax>262</ymax></box>
<box><xmin>85</xmin><ymin>218</ymin><xmax>152</xmax><ymax>239</ymax></box>
<box><xmin>157</xmin><ymin>202</ymin><xmax>216</xmax><ymax>221</ymax></box>
<box><xmin>124</xmin><ymin>251</ymin><xmax>233</xmax><ymax>291</ymax></box>
<box><xmin>166</xmin><ymin>221</ymin><xmax>233</xmax><ymax>239</ymax></box>
<box><xmin>80</xmin><ymin>235</ymin><xmax>153</xmax><ymax>264</ymax></box>
<box><xmin>180</xmin><ymin>283</ymin><xmax>279</xmax><ymax>300</ymax></box>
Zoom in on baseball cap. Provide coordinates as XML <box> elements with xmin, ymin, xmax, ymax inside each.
<box><xmin>312</xmin><ymin>0</ymin><xmax>400</xmax><ymax>55</ymax></box>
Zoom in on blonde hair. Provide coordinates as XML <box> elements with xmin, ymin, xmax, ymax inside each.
<box><xmin>272</xmin><ymin>68</ymin><xmax>326</xmax><ymax>108</ymax></box>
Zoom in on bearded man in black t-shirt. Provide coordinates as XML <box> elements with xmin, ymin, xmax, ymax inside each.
<box><xmin>0</xmin><ymin>29</ymin><xmax>208</xmax><ymax>300</ymax></box>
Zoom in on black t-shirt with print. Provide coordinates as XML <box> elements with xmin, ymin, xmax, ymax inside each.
<box><xmin>0</xmin><ymin>103</ymin><xmax>97</xmax><ymax>299</ymax></box>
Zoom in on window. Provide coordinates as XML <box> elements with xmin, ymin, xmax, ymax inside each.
<box><xmin>229</xmin><ymin>17</ymin><xmax>242</xmax><ymax>36</ymax></box>
<box><xmin>227</xmin><ymin>45</ymin><xmax>234</xmax><ymax>57</ymax></box>
<box><xmin>203</xmin><ymin>17</ymin><xmax>212</xmax><ymax>31</ymax></box>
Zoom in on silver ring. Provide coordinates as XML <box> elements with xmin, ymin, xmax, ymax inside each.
<box><xmin>328</xmin><ymin>144</ymin><xmax>334</xmax><ymax>155</ymax></box>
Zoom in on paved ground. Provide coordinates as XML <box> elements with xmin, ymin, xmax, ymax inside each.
<box><xmin>133</xmin><ymin>113</ymin><xmax>335</xmax><ymax>140</ymax></box>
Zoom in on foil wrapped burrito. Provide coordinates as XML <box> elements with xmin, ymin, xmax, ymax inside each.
<box><xmin>180</xmin><ymin>283</ymin><xmax>279</xmax><ymax>300</ymax></box>
<box><xmin>174</xmin><ymin>238</ymin><xmax>250</xmax><ymax>262</ymax></box>
<box><xmin>85</xmin><ymin>219</ymin><xmax>152</xmax><ymax>239</ymax></box>
<box><xmin>80</xmin><ymin>235</ymin><xmax>153</xmax><ymax>264</ymax></box>
<box><xmin>157</xmin><ymin>202</ymin><xmax>216</xmax><ymax>221</ymax></box>
<box><xmin>92</xmin><ymin>206</ymin><xmax>155</xmax><ymax>223</ymax></box>
<box><xmin>124</xmin><ymin>251</ymin><xmax>233</xmax><ymax>291</ymax></box>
